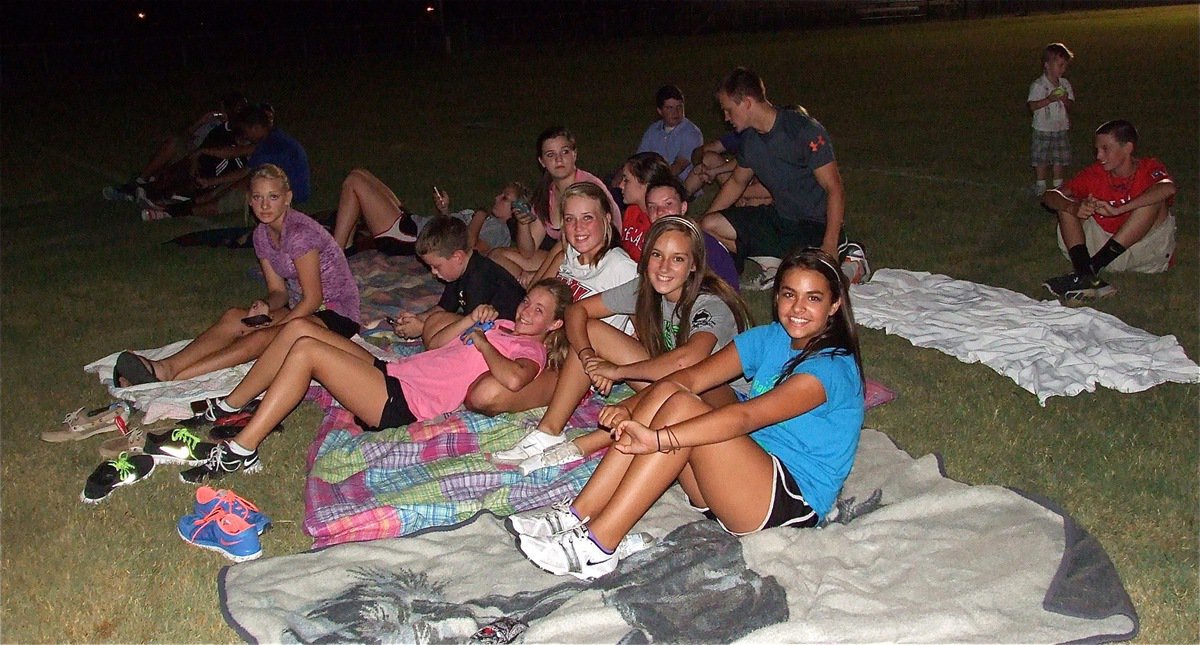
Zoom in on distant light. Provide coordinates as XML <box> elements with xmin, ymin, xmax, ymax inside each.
<box><xmin>136</xmin><ymin>11</ymin><xmax>146</xmax><ymax>19</ymax></box>
<box><xmin>425</xmin><ymin>5</ymin><xmax>434</xmax><ymax>12</ymax></box>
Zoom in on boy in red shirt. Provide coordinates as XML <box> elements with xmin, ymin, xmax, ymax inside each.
<box><xmin>1041</xmin><ymin>120</ymin><xmax>1176</xmax><ymax>303</ymax></box>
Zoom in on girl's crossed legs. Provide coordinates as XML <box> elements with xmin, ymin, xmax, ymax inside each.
<box><xmin>574</xmin><ymin>381</ymin><xmax>777</xmax><ymax>551</ymax></box>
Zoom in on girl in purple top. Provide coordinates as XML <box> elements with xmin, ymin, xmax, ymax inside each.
<box><xmin>113</xmin><ymin>164</ymin><xmax>361</xmax><ymax>387</ymax></box>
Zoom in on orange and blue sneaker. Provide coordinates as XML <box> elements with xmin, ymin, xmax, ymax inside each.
<box><xmin>177</xmin><ymin>507</ymin><xmax>262</xmax><ymax>562</ymax></box>
<box><xmin>193</xmin><ymin>487</ymin><xmax>271</xmax><ymax>535</ymax></box>
<box><xmin>80</xmin><ymin>451</ymin><xmax>156</xmax><ymax>504</ymax></box>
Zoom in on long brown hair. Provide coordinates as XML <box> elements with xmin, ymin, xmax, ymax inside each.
<box><xmin>633</xmin><ymin>217</ymin><xmax>750</xmax><ymax>358</ymax></box>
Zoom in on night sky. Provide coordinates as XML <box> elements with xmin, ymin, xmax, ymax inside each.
<box><xmin>3</xmin><ymin>0</ymin><xmax>463</xmax><ymax>45</ymax></box>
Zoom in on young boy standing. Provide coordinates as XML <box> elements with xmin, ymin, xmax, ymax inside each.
<box><xmin>1028</xmin><ymin>43</ymin><xmax>1075</xmax><ymax>197</ymax></box>
<box><xmin>392</xmin><ymin>217</ymin><xmax>526</xmax><ymax>348</ymax></box>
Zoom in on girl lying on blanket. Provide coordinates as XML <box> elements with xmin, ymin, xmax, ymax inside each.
<box><xmin>462</xmin><ymin>181</ymin><xmax>638</xmax><ymax>418</ymax></box>
<box><xmin>330</xmin><ymin>167</ymin><xmax>525</xmax><ymax>256</ymax></box>
<box><xmin>491</xmin><ymin>126</ymin><xmax>622</xmax><ymax>286</ymax></box>
<box><xmin>179</xmin><ymin>279</ymin><xmax>572</xmax><ymax>484</ymax></box>
<box><xmin>488</xmin><ymin>216</ymin><xmax>752</xmax><ymax>475</ymax></box>
<box><xmin>509</xmin><ymin>248</ymin><xmax>865</xmax><ymax>580</ymax></box>
<box><xmin>112</xmin><ymin>163</ymin><xmax>361</xmax><ymax>388</ymax></box>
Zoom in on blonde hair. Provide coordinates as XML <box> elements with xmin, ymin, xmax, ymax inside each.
<box><xmin>557</xmin><ymin>182</ymin><xmax>614</xmax><ymax>266</ymax></box>
<box><xmin>249</xmin><ymin>163</ymin><xmax>292</xmax><ymax>193</ymax></box>
<box><xmin>529</xmin><ymin>278</ymin><xmax>573</xmax><ymax>370</ymax></box>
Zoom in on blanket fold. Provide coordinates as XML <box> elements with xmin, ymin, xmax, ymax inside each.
<box><xmin>850</xmin><ymin>268</ymin><xmax>1199</xmax><ymax>404</ymax></box>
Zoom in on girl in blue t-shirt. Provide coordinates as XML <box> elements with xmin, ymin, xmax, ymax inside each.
<box><xmin>510</xmin><ymin>248</ymin><xmax>864</xmax><ymax>580</ymax></box>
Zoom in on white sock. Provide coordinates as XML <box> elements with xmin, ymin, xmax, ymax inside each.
<box><xmin>1052</xmin><ymin>178</ymin><xmax>1063</xmax><ymax>188</ymax></box>
<box><xmin>216</xmin><ymin>398</ymin><xmax>240</xmax><ymax>413</ymax></box>
<box><xmin>1035</xmin><ymin>179</ymin><xmax>1047</xmax><ymax>190</ymax></box>
<box><xmin>228</xmin><ymin>440</ymin><xmax>255</xmax><ymax>456</ymax></box>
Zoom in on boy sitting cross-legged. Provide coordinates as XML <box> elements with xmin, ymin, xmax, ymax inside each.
<box><xmin>393</xmin><ymin>216</ymin><xmax>528</xmax><ymax>348</ymax></box>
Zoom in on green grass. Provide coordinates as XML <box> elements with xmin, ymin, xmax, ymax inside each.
<box><xmin>2</xmin><ymin>5</ymin><xmax>1197</xmax><ymax>642</ymax></box>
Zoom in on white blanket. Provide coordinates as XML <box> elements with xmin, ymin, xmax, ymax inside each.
<box><xmin>850</xmin><ymin>269</ymin><xmax>1199</xmax><ymax>404</ymax></box>
<box><xmin>219</xmin><ymin>428</ymin><xmax>1138</xmax><ymax>644</ymax></box>
<box><xmin>84</xmin><ymin>337</ymin><xmax>393</xmax><ymax>423</ymax></box>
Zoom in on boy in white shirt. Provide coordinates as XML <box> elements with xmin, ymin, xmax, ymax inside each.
<box><xmin>1027</xmin><ymin>42</ymin><xmax>1075</xmax><ymax>197</ymax></box>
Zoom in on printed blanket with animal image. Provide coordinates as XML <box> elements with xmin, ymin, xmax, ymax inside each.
<box><xmin>223</xmin><ymin>427</ymin><xmax>1139</xmax><ymax>644</ymax></box>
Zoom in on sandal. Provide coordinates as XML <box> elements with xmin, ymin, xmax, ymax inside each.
<box><xmin>42</xmin><ymin>402</ymin><xmax>131</xmax><ymax>443</ymax></box>
<box><xmin>113</xmin><ymin>351</ymin><xmax>159</xmax><ymax>387</ymax></box>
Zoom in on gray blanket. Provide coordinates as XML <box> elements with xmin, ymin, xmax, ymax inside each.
<box><xmin>219</xmin><ymin>429</ymin><xmax>1137</xmax><ymax>643</ymax></box>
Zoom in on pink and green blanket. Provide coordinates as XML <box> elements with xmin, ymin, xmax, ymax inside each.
<box><xmin>303</xmin><ymin>387</ymin><xmax>615</xmax><ymax>547</ymax></box>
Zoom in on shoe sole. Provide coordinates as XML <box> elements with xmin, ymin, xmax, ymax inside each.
<box><xmin>178</xmin><ymin>460</ymin><xmax>262</xmax><ymax>485</ymax></box>
<box><xmin>41</xmin><ymin>421</ymin><xmax>123</xmax><ymax>442</ymax></box>
<box><xmin>176</xmin><ymin>526</ymin><xmax>262</xmax><ymax>563</ymax></box>
<box><xmin>79</xmin><ymin>462</ymin><xmax>156</xmax><ymax>504</ymax></box>
<box><xmin>147</xmin><ymin>452</ymin><xmax>209</xmax><ymax>467</ymax></box>
<box><xmin>517</xmin><ymin>537</ymin><xmax>608</xmax><ymax>581</ymax></box>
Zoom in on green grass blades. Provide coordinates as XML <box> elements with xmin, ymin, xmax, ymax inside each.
<box><xmin>2</xmin><ymin>5</ymin><xmax>1196</xmax><ymax>642</ymax></box>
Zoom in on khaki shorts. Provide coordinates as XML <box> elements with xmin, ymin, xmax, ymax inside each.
<box><xmin>1057</xmin><ymin>214</ymin><xmax>1176</xmax><ymax>274</ymax></box>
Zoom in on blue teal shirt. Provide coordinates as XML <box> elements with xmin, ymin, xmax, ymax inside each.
<box><xmin>734</xmin><ymin>323</ymin><xmax>864</xmax><ymax>519</ymax></box>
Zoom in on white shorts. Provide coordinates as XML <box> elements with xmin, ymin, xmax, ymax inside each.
<box><xmin>1057</xmin><ymin>214</ymin><xmax>1176</xmax><ymax>274</ymax></box>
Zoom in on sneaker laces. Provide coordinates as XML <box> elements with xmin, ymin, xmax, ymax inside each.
<box><xmin>187</xmin><ymin>506</ymin><xmax>228</xmax><ymax>542</ymax></box>
<box><xmin>110</xmin><ymin>452</ymin><xmax>136</xmax><ymax>480</ymax></box>
<box><xmin>202</xmin><ymin>442</ymin><xmax>229</xmax><ymax>471</ymax></box>
<box><xmin>169</xmin><ymin>427</ymin><xmax>201</xmax><ymax>449</ymax></box>
<box><xmin>216</xmin><ymin>489</ymin><xmax>260</xmax><ymax>515</ymax></box>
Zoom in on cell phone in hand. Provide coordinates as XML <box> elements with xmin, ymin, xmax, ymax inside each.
<box><xmin>241</xmin><ymin>314</ymin><xmax>272</xmax><ymax>327</ymax></box>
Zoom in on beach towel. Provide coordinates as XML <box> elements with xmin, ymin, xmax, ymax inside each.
<box><xmin>850</xmin><ymin>268</ymin><xmax>1199</xmax><ymax>404</ymax></box>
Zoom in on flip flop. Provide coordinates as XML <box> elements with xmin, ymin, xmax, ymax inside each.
<box><xmin>113</xmin><ymin>351</ymin><xmax>159</xmax><ymax>387</ymax></box>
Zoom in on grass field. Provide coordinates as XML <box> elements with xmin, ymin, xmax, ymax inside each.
<box><xmin>2</xmin><ymin>5</ymin><xmax>1196</xmax><ymax>642</ymax></box>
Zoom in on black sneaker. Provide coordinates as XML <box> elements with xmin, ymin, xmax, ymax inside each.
<box><xmin>143</xmin><ymin>427</ymin><xmax>214</xmax><ymax>466</ymax></box>
<box><xmin>179</xmin><ymin>442</ymin><xmax>261</xmax><ymax>484</ymax></box>
<box><xmin>1043</xmin><ymin>272</ymin><xmax>1116</xmax><ymax>304</ymax></box>
<box><xmin>80</xmin><ymin>452</ymin><xmax>156</xmax><ymax>503</ymax></box>
<box><xmin>190</xmin><ymin>398</ymin><xmax>256</xmax><ymax>423</ymax></box>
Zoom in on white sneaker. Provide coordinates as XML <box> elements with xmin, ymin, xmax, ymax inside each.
<box><xmin>506</xmin><ymin>499</ymin><xmax>583</xmax><ymax>537</ymax></box>
<box><xmin>518</xmin><ymin>525</ymin><xmax>619</xmax><ymax>580</ymax></box>
<box><xmin>518</xmin><ymin>440</ymin><xmax>583</xmax><ymax>476</ymax></box>
<box><xmin>491</xmin><ymin>428</ymin><xmax>565</xmax><ymax>465</ymax></box>
<box><xmin>614</xmin><ymin>531</ymin><xmax>656</xmax><ymax>559</ymax></box>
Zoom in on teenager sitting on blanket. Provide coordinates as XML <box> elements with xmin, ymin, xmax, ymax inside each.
<box><xmin>510</xmin><ymin>248</ymin><xmax>865</xmax><ymax>580</ymax></box>
<box><xmin>644</xmin><ymin>175</ymin><xmax>741</xmax><ymax>291</ymax></box>
<box><xmin>178</xmin><ymin>279</ymin><xmax>573</xmax><ymax>483</ymax></box>
<box><xmin>330</xmin><ymin>168</ymin><xmax>523</xmax><ymax>256</ymax></box>
<box><xmin>390</xmin><ymin>216</ymin><xmax>526</xmax><ymax>349</ymax></box>
<box><xmin>464</xmin><ymin>182</ymin><xmax>638</xmax><ymax>418</ymax></box>
<box><xmin>615</xmin><ymin>152</ymin><xmax>675</xmax><ymax>263</ymax></box>
<box><xmin>490</xmin><ymin>216</ymin><xmax>752</xmax><ymax>475</ymax></box>
<box><xmin>113</xmin><ymin>164</ymin><xmax>361</xmax><ymax>388</ymax></box>
<box><xmin>491</xmin><ymin>126</ymin><xmax>622</xmax><ymax>287</ymax></box>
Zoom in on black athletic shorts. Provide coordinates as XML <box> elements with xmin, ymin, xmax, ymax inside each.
<box><xmin>688</xmin><ymin>454</ymin><xmax>819</xmax><ymax>535</ymax></box>
<box><xmin>313</xmin><ymin>308</ymin><xmax>361</xmax><ymax>339</ymax></box>
<box><xmin>355</xmin><ymin>358</ymin><xmax>417</xmax><ymax>432</ymax></box>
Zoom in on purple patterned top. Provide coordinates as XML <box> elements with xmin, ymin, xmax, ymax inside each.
<box><xmin>252</xmin><ymin>209</ymin><xmax>361</xmax><ymax>322</ymax></box>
